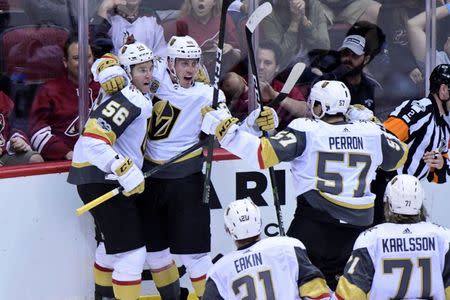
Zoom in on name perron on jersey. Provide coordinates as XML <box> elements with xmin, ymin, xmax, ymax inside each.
<box><xmin>219</xmin><ymin>118</ymin><xmax>407</xmax><ymax>226</ymax></box>
<box><xmin>336</xmin><ymin>222</ymin><xmax>450</xmax><ymax>300</ymax></box>
<box><xmin>205</xmin><ymin>237</ymin><xmax>330</xmax><ymax>300</ymax></box>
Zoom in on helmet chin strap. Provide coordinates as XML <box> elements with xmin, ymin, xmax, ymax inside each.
<box><xmin>310</xmin><ymin>100</ymin><xmax>325</xmax><ymax>119</ymax></box>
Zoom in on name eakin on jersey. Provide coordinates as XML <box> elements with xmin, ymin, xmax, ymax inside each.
<box><xmin>206</xmin><ymin>237</ymin><xmax>330</xmax><ymax>300</ymax></box>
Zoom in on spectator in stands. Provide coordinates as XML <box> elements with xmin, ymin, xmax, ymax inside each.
<box><xmin>375</xmin><ymin>1</ymin><xmax>424</xmax><ymax>85</ymax></box>
<box><xmin>257</xmin><ymin>40</ymin><xmax>308</xmax><ymax>129</ymax></box>
<box><xmin>320</xmin><ymin>0</ymin><xmax>381</xmax><ymax>25</ymax></box>
<box><xmin>90</xmin><ymin>0</ymin><xmax>166</xmax><ymax>58</ymax></box>
<box><xmin>0</xmin><ymin>91</ymin><xmax>43</xmax><ymax>166</ymax></box>
<box><xmin>261</xmin><ymin>0</ymin><xmax>330</xmax><ymax>69</ymax></box>
<box><xmin>227</xmin><ymin>0</ymin><xmax>248</xmax><ymax>28</ymax></box>
<box><xmin>220</xmin><ymin>41</ymin><xmax>308</xmax><ymax>130</ymax></box>
<box><xmin>407</xmin><ymin>3</ymin><xmax>450</xmax><ymax>67</ymax></box>
<box><xmin>318</xmin><ymin>21</ymin><xmax>385</xmax><ymax>114</ymax></box>
<box><xmin>219</xmin><ymin>71</ymin><xmax>249</xmax><ymax>120</ymax></box>
<box><xmin>370</xmin><ymin>0</ymin><xmax>425</xmax><ymax>118</ymax></box>
<box><xmin>162</xmin><ymin>0</ymin><xmax>241</xmax><ymax>77</ymax></box>
<box><xmin>28</xmin><ymin>34</ymin><xmax>100</xmax><ymax>161</ymax></box>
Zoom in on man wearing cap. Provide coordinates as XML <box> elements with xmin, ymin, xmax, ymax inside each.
<box><xmin>318</xmin><ymin>21</ymin><xmax>385</xmax><ymax>113</ymax></box>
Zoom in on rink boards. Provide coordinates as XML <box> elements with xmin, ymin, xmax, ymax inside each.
<box><xmin>0</xmin><ymin>159</ymin><xmax>448</xmax><ymax>299</ymax></box>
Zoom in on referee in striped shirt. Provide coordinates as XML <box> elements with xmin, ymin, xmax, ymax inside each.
<box><xmin>384</xmin><ymin>64</ymin><xmax>450</xmax><ymax>182</ymax></box>
<box><xmin>373</xmin><ymin>64</ymin><xmax>450</xmax><ymax>224</ymax></box>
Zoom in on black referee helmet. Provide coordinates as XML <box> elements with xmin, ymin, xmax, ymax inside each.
<box><xmin>430</xmin><ymin>64</ymin><xmax>450</xmax><ymax>93</ymax></box>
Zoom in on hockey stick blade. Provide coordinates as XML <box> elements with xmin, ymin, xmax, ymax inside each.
<box><xmin>245</xmin><ymin>2</ymin><xmax>273</xmax><ymax>105</ymax></box>
<box><xmin>268</xmin><ymin>62</ymin><xmax>306</xmax><ymax>107</ymax></box>
<box><xmin>245</xmin><ymin>1</ymin><xmax>285</xmax><ymax>236</ymax></box>
<box><xmin>245</xmin><ymin>2</ymin><xmax>272</xmax><ymax>33</ymax></box>
<box><xmin>76</xmin><ymin>139</ymin><xmax>208</xmax><ymax>216</ymax></box>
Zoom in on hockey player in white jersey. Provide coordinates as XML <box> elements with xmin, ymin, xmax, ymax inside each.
<box><xmin>201</xmin><ymin>80</ymin><xmax>408</xmax><ymax>290</ymax></box>
<box><xmin>138</xmin><ymin>35</ymin><xmax>278</xmax><ymax>299</ymax></box>
<box><xmin>67</xmin><ymin>42</ymin><xmax>154</xmax><ymax>300</ymax></box>
<box><xmin>203</xmin><ymin>198</ymin><xmax>331</xmax><ymax>300</ymax></box>
<box><xmin>335</xmin><ymin>174</ymin><xmax>450</xmax><ymax>299</ymax></box>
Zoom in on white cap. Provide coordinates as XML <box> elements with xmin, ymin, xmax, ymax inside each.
<box><xmin>339</xmin><ymin>35</ymin><xmax>366</xmax><ymax>56</ymax></box>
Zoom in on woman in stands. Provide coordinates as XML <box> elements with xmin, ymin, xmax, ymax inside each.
<box><xmin>162</xmin><ymin>0</ymin><xmax>241</xmax><ymax>76</ymax></box>
<box><xmin>90</xmin><ymin>0</ymin><xmax>167</xmax><ymax>57</ymax></box>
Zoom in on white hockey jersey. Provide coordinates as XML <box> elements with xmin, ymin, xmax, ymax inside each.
<box><xmin>144</xmin><ymin>58</ymin><xmax>226</xmax><ymax>178</ymax></box>
<box><xmin>218</xmin><ymin>118</ymin><xmax>407</xmax><ymax>225</ymax></box>
<box><xmin>336</xmin><ymin>222</ymin><xmax>450</xmax><ymax>300</ymax></box>
<box><xmin>288</xmin><ymin>119</ymin><xmax>384</xmax><ymax>208</ymax></box>
<box><xmin>109</xmin><ymin>14</ymin><xmax>167</xmax><ymax>58</ymax></box>
<box><xmin>68</xmin><ymin>85</ymin><xmax>152</xmax><ymax>185</ymax></box>
<box><xmin>204</xmin><ymin>237</ymin><xmax>330</xmax><ymax>300</ymax></box>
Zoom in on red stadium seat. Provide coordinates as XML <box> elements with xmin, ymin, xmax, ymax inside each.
<box><xmin>0</xmin><ymin>0</ymin><xmax>23</xmax><ymax>11</ymax></box>
<box><xmin>0</xmin><ymin>25</ymin><xmax>68</xmax><ymax>82</ymax></box>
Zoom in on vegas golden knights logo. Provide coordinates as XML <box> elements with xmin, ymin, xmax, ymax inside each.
<box><xmin>148</xmin><ymin>99</ymin><xmax>181</xmax><ymax>140</ymax></box>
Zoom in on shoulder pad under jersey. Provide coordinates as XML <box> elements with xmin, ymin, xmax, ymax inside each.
<box><xmin>287</xmin><ymin>118</ymin><xmax>321</xmax><ymax>132</ymax></box>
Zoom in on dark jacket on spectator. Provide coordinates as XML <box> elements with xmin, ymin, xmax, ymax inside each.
<box><xmin>341</xmin><ymin>72</ymin><xmax>382</xmax><ymax>113</ymax></box>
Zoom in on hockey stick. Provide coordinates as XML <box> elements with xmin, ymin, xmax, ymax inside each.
<box><xmin>202</xmin><ymin>0</ymin><xmax>235</xmax><ymax>204</ymax></box>
<box><xmin>245</xmin><ymin>2</ymin><xmax>287</xmax><ymax>236</ymax></box>
<box><xmin>76</xmin><ymin>139</ymin><xmax>208</xmax><ymax>216</ymax></box>
<box><xmin>267</xmin><ymin>62</ymin><xmax>306</xmax><ymax>107</ymax></box>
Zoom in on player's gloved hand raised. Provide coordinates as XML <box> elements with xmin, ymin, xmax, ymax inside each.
<box><xmin>201</xmin><ymin>106</ymin><xmax>239</xmax><ymax>141</ymax></box>
<box><xmin>110</xmin><ymin>156</ymin><xmax>145</xmax><ymax>196</ymax></box>
<box><xmin>246</xmin><ymin>107</ymin><xmax>279</xmax><ymax>132</ymax></box>
<box><xmin>101</xmin><ymin>74</ymin><xmax>126</xmax><ymax>95</ymax></box>
<box><xmin>346</xmin><ymin>104</ymin><xmax>380</xmax><ymax>123</ymax></box>
<box><xmin>92</xmin><ymin>53</ymin><xmax>128</xmax><ymax>94</ymax></box>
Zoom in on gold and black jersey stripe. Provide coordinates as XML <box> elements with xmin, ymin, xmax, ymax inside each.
<box><xmin>335</xmin><ymin>247</ymin><xmax>373</xmax><ymax>300</ymax></box>
<box><xmin>83</xmin><ymin>91</ymin><xmax>142</xmax><ymax>144</ymax></box>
